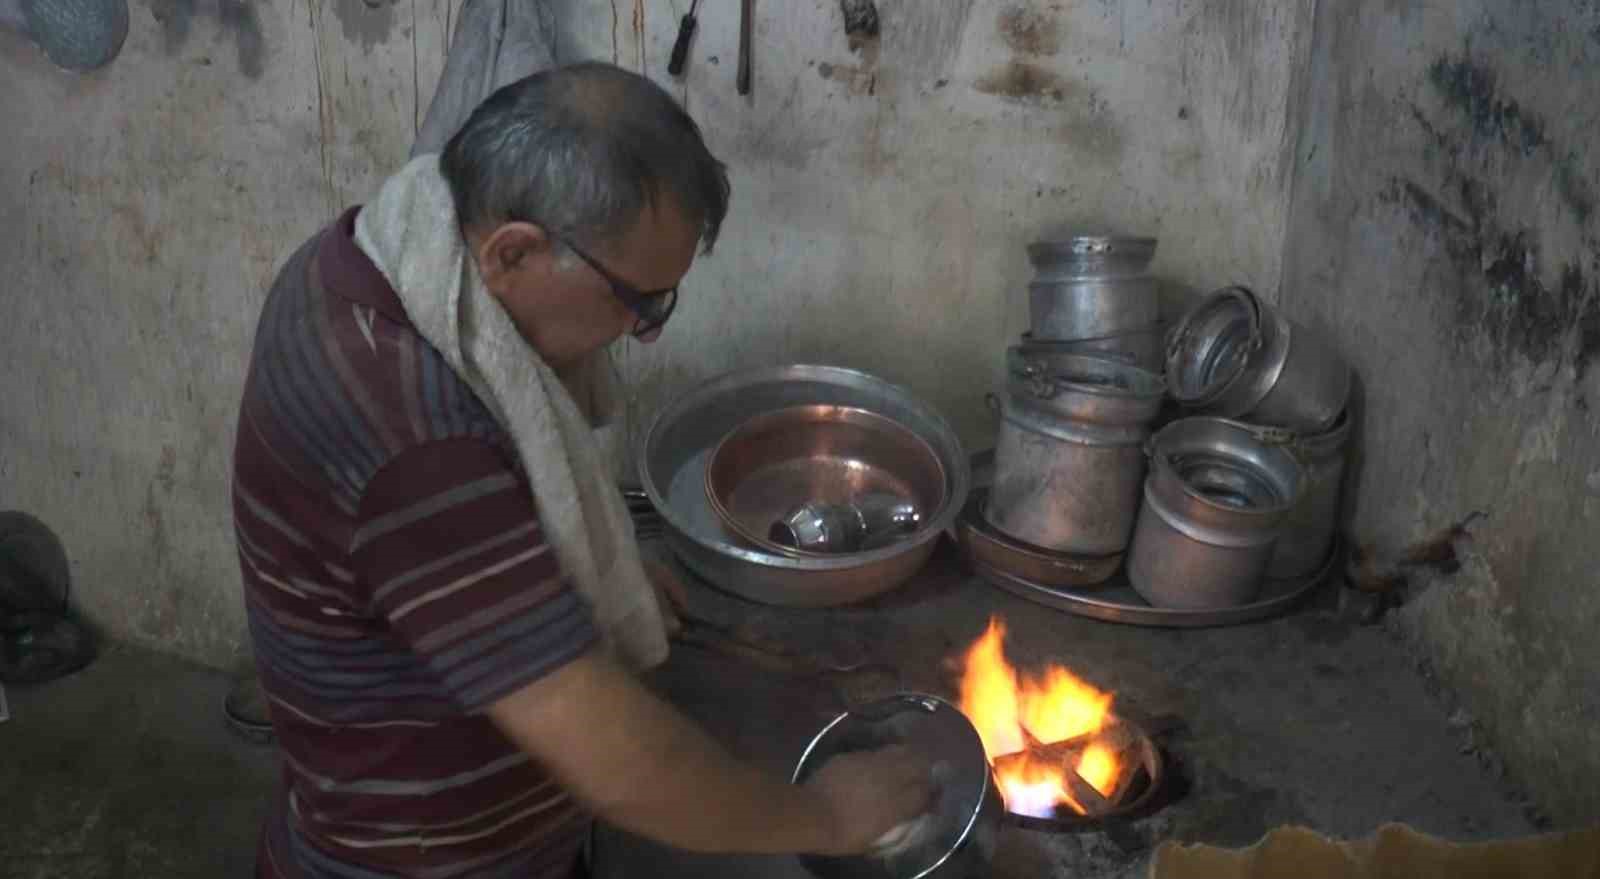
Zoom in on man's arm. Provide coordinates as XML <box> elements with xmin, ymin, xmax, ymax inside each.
<box><xmin>487</xmin><ymin>647</ymin><xmax>930</xmax><ymax>856</ymax></box>
<box><xmin>351</xmin><ymin>437</ymin><xmax>929</xmax><ymax>855</ymax></box>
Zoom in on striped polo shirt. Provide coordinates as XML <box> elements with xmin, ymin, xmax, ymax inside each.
<box><xmin>233</xmin><ymin>207</ymin><xmax>599</xmax><ymax>879</ymax></box>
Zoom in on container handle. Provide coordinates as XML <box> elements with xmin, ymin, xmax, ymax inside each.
<box><xmin>1222</xmin><ymin>284</ymin><xmax>1267</xmax><ymax>356</ymax></box>
<box><xmin>1171</xmin><ymin>285</ymin><xmax>1267</xmax><ymax>365</ymax></box>
<box><xmin>1241</xmin><ymin>423</ymin><xmax>1298</xmax><ymax>446</ymax></box>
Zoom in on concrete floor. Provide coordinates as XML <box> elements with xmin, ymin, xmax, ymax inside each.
<box><xmin>1</xmin><ymin>546</ymin><xmax>1534</xmax><ymax>878</ymax></box>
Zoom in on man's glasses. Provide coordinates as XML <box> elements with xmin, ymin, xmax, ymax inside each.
<box><xmin>555</xmin><ymin>235</ymin><xmax>680</xmax><ymax>338</ymax></box>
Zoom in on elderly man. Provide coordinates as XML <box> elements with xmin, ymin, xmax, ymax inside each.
<box><xmin>233</xmin><ymin>63</ymin><xmax>930</xmax><ymax>878</ymax></box>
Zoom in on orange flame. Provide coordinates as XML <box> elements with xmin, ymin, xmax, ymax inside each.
<box><xmin>957</xmin><ymin>617</ymin><xmax>1120</xmax><ymax>817</ymax></box>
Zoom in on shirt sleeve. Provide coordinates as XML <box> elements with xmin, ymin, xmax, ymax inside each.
<box><xmin>350</xmin><ymin>437</ymin><xmax>598</xmax><ymax>712</ymax></box>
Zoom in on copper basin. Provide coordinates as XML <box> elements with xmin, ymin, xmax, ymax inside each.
<box><xmin>704</xmin><ymin>405</ymin><xmax>948</xmax><ymax>557</ymax></box>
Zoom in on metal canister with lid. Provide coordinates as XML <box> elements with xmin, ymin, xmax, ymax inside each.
<box><xmin>1026</xmin><ymin>235</ymin><xmax>1160</xmax><ymax>344</ymax></box>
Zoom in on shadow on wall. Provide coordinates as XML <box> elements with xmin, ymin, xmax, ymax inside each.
<box><xmin>1336</xmin><ymin>368</ymin><xmax>1367</xmax><ymax>542</ymax></box>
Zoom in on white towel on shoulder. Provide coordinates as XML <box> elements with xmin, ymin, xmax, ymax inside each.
<box><xmin>354</xmin><ymin>154</ymin><xmax>669</xmax><ymax>672</ymax></box>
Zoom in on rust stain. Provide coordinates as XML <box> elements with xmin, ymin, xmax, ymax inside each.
<box><xmin>817</xmin><ymin>61</ymin><xmax>877</xmax><ymax>97</ymax></box>
<box><xmin>156</xmin><ymin>445</ymin><xmax>178</xmax><ymax>494</ymax></box>
<box><xmin>633</xmin><ymin>0</ymin><xmax>645</xmax><ymax>72</ymax></box>
<box><xmin>975</xmin><ymin>61</ymin><xmax>1067</xmax><ymax>102</ymax></box>
<box><xmin>997</xmin><ymin>5</ymin><xmax>1059</xmax><ymax>56</ymax></box>
<box><xmin>108</xmin><ymin>203</ymin><xmax>161</xmax><ymax>265</ymax></box>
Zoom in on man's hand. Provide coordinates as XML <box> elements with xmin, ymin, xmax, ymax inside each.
<box><xmin>643</xmin><ymin>557</ymin><xmax>687</xmax><ymax>636</ymax></box>
<box><xmin>801</xmin><ymin>745</ymin><xmax>937</xmax><ymax>856</ymax></box>
<box><xmin>489</xmin><ymin>649</ymin><xmax>925</xmax><ymax>855</ymax></box>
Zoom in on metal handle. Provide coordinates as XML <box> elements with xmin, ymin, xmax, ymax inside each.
<box><xmin>668</xmin><ymin>13</ymin><xmax>696</xmax><ymax>76</ymax></box>
<box><xmin>1239</xmin><ymin>423</ymin><xmax>1298</xmax><ymax>446</ymax></box>
<box><xmin>737</xmin><ymin>0</ymin><xmax>753</xmax><ymax>95</ymax></box>
<box><xmin>1221</xmin><ymin>284</ymin><xmax>1266</xmax><ymax>356</ymax></box>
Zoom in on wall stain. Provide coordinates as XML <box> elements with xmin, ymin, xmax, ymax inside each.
<box><xmin>1428</xmin><ymin>57</ymin><xmax>1546</xmax><ymax>157</ymax></box>
<box><xmin>108</xmin><ymin>203</ymin><xmax>162</xmax><ymax>265</ymax></box>
<box><xmin>817</xmin><ymin>61</ymin><xmax>876</xmax><ymax>97</ymax></box>
<box><xmin>144</xmin><ymin>0</ymin><xmax>265</xmax><ymax>78</ymax></box>
<box><xmin>1385</xmin><ymin>177</ymin><xmax>1599</xmax><ymax>378</ymax></box>
<box><xmin>1388</xmin><ymin>51</ymin><xmax>1600</xmax><ymax>384</ymax></box>
<box><xmin>156</xmin><ymin>445</ymin><xmax>178</xmax><ymax>494</ymax></box>
<box><xmin>878</xmin><ymin>0</ymin><xmax>974</xmax><ymax>79</ymax></box>
<box><xmin>975</xmin><ymin>61</ymin><xmax>1066</xmax><ymax>102</ymax></box>
<box><xmin>731</xmin><ymin>75</ymin><xmax>830</xmax><ymax>170</ymax></box>
<box><xmin>1428</xmin><ymin>55</ymin><xmax>1595</xmax><ymax>222</ymax></box>
<box><xmin>330</xmin><ymin>0</ymin><xmax>396</xmax><ymax>53</ymax></box>
<box><xmin>997</xmin><ymin>4</ymin><xmax>1059</xmax><ymax>56</ymax></box>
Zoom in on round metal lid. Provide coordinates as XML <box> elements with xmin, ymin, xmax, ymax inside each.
<box><xmin>792</xmin><ymin>694</ymin><xmax>992</xmax><ymax>879</ymax></box>
<box><xmin>1026</xmin><ymin>235</ymin><xmax>1159</xmax><ymax>266</ymax></box>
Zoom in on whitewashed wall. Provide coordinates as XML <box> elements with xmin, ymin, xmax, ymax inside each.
<box><xmin>0</xmin><ymin>0</ymin><xmax>1313</xmax><ymax>667</ymax></box>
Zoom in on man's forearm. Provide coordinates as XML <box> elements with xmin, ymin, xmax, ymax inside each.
<box><xmin>488</xmin><ymin>650</ymin><xmax>838</xmax><ymax>854</ymax></box>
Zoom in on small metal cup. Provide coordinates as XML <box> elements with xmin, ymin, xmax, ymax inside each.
<box><xmin>770</xmin><ymin>494</ymin><xmax>924</xmax><ymax>555</ymax></box>
<box><xmin>769</xmin><ymin>502</ymin><xmax>867</xmax><ymax>553</ymax></box>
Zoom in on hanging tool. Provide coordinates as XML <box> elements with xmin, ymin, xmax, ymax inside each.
<box><xmin>737</xmin><ymin>0</ymin><xmax>753</xmax><ymax>95</ymax></box>
<box><xmin>667</xmin><ymin>0</ymin><xmax>701</xmax><ymax>77</ymax></box>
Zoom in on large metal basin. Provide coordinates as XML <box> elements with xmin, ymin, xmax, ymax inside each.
<box><xmin>639</xmin><ymin>365</ymin><xmax>970</xmax><ymax>607</ymax></box>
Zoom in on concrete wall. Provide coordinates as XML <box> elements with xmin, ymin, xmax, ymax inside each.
<box><xmin>1279</xmin><ymin>0</ymin><xmax>1600</xmax><ymax>824</ymax></box>
<box><xmin>0</xmin><ymin>0</ymin><xmax>455</xmax><ymax>666</ymax></box>
<box><xmin>596</xmin><ymin>0</ymin><xmax>1315</xmax><ymax>457</ymax></box>
<box><xmin>1</xmin><ymin>0</ymin><xmax>1314</xmax><ymax>670</ymax></box>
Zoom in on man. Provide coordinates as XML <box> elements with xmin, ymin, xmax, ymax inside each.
<box><xmin>233</xmin><ymin>63</ymin><xmax>931</xmax><ymax>878</ymax></box>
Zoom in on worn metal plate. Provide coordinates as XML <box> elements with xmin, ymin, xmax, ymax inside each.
<box><xmin>972</xmin><ymin>544</ymin><xmax>1335</xmax><ymax>628</ymax></box>
<box><xmin>957</xmin><ymin>488</ymin><xmax>1122</xmax><ymax>589</ymax></box>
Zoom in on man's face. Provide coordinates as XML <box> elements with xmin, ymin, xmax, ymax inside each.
<box><xmin>472</xmin><ymin>197</ymin><xmax>702</xmax><ymax>367</ymax></box>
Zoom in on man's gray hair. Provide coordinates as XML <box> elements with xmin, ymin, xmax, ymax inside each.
<box><xmin>440</xmin><ymin>61</ymin><xmax>731</xmax><ymax>253</ymax></box>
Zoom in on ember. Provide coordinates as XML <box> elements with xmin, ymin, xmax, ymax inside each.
<box><xmin>957</xmin><ymin>616</ymin><xmax>1130</xmax><ymax>818</ymax></box>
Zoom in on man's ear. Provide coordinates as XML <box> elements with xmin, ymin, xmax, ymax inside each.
<box><xmin>476</xmin><ymin>222</ymin><xmax>552</xmax><ymax>297</ymax></box>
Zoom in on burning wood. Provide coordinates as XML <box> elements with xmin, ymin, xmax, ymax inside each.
<box><xmin>957</xmin><ymin>616</ymin><xmax>1142</xmax><ymax>818</ymax></box>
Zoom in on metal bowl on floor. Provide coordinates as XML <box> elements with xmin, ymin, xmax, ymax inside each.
<box><xmin>705</xmin><ymin>405</ymin><xmax>947</xmax><ymax>557</ymax></box>
<box><xmin>638</xmin><ymin>365</ymin><xmax>970</xmax><ymax>607</ymax></box>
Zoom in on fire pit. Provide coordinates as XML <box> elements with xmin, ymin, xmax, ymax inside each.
<box><xmin>956</xmin><ymin>617</ymin><xmax>1167</xmax><ymax>827</ymax></box>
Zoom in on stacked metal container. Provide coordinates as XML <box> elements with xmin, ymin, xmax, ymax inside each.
<box><xmin>979</xmin><ymin>239</ymin><xmax>1355</xmax><ymax>612</ymax></box>
<box><xmin>982</xmin><ymin>237</ymin><xmax>1168</xmax><ymax>584</ymax></box>
<box><xmin>1023</xmin><ymin>237</ymin><xmax>1165</xmax><ymax>372</ymax></box>
<box><xmin>1128</xmin><ymin>285</ymin><xmax>1353</xmax><ymax>608</ymax></box>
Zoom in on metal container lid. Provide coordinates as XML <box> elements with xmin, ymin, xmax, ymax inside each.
<box><xmin>792</xmin><ymin>694</ymin><xmax>993</xmax><ymax>879</ymax></box>
<box><xmin>1026</xmin><ymin>235</ymin><xmax>1159</xmax><ymax>274</ymax></box>
<box><xmin>1145</xmin><ymin>417</ymin><xmax>1305</xmax><ymax>538</ymax></box>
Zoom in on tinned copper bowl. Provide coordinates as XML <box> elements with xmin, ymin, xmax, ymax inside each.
<box><xmin>704</xmin><ymin>405</ymin><xmax>949</xmax><ymax>557</ymax></box>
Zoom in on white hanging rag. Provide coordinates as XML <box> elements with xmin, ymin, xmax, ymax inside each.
<box><xmin>353</xmin><ymin>154</ymin><xmax>669</xmax><ymax>671</ymax></box>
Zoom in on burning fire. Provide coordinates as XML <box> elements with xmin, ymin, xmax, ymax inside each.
<box><xmin>957</xmin><ymin>617</ymin><xmax>1120</xmax><ymax>817</ymax></box>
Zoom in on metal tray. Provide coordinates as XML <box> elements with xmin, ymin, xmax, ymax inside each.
<box><xmin>956</xmin><ymin>488</ymin><xmax>1122</xmax><ymax>588</ymax></box>
<box><xmin>971</xmin><ymin>544</ymin><xmax>1336</xmax><ymax>628</ymax></box>
<box><xmin>961</xmin><ymin>447</ymin><xmax>1333</xmax><ymax>627</ymax></box>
